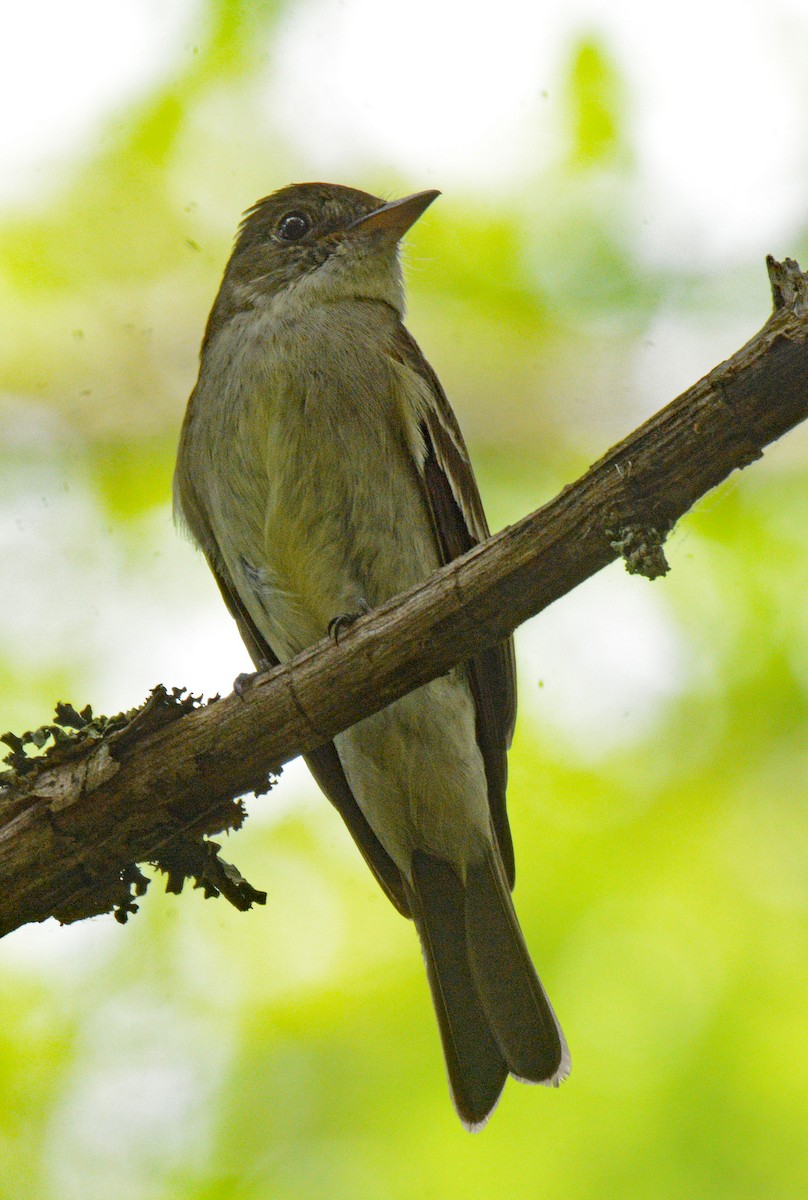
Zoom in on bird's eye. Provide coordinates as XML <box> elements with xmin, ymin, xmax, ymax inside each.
<box><xmin>276</xmin><ymin>212</ymin><xmax>310</xmax><ymax>241</ymax></box>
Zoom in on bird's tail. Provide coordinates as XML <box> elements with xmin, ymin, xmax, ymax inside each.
<box><xmin>405</xmin><ymin>846</ymin><xmax>569</xmax><ymax>1129</ymax></box>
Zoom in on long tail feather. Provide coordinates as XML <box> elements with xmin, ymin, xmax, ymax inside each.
<box><xmin>407</xmin><ymin>847</ymin><xmax>569</xmax><ymax>1129</ymax></box>
<box><xmin>465</xmin><ymin>848</ymin><xmax>569</xmax><ymax>1084</ymax></box>
<box><xmin>407</xmin><ymin>852</ymin><xmax>508</xmax><ymax>1128</ymax></box>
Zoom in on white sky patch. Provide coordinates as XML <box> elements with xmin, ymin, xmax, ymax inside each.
<box><xmin>44</xmin><ymin>997</ymin><xmax>227</xmax><ymax>1200</ymax></box>
<box><xmin>0</xmin><ymin>0</ymin><xmax>805</xmax><ymax>263</ymax></box>
<box><xmin>622</xmin><ymin>0</ymin><xmax>808</xmax><ymax>266</ymax></box>
<box><xmin>629</xmin><ymin>306</ymin><xmax>765</xmax><ymax>426</ymax></box>
<box><xmin>0</xmin><ymin>0</ymin><xmax>197</xmax><ymax>203</ymax></box>
<box><xmin>267</xmin><ymin>0</ymin><xmax>562</xmax><ymax>187</ymax></box>
<box><xmin>516</xmin><ymin>563</ymin><xmax>688</xmax><ymax>760</ymax></box>
<box><xmin>0</xmin><ymin>912</ymin><xmax>119</xmax><ymax>976</ymax></box>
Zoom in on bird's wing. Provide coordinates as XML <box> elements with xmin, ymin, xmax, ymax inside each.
<box><xmin>387</xmin><ymin>325</ymin><xmax>518</xmax><ymax>886</ymax></box>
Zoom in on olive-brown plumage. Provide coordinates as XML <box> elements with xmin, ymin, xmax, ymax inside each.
<box><xmin>174</xmin><ymin>182</ymin><xmax>569</xmax><ymax>1126</ymax></box>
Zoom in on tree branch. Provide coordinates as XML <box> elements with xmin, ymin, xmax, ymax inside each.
<box><xmin>2</xmin><ymin>256</ymin><xmax>807</xmax><ymax>939</ymax></box>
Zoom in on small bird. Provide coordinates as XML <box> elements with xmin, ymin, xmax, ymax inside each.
<box><xmin>174</xmin><ymin>183</ymin><xmax>569</xmax><ymax>1127</ymax></box>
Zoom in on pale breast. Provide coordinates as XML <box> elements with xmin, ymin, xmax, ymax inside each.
<box><xmin>195</xmin><ymin>297</ymin><xmax>441</xmax><ymax>660</ymax></box>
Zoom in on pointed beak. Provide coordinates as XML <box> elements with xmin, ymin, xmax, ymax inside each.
<box><xmin>348</xmin><ymin>189</ymin><xmax>440</xmax><ymax>242</ymax></box>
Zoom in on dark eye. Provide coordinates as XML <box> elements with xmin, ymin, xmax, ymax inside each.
<box><xmin>276</xmin><ymin>212</ymin><xmax>310</xmax><ymax>241</ymax></box>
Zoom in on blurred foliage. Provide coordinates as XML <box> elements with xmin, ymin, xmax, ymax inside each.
<box><xmin>565</xmin><ymin>38</ymin><xmax>628</xmax><ymax>169</ymax></box>
<box><xmin>1</xmin><ymin>3</ymin><xmax>807</xmax><ymax>1199</ymax></box>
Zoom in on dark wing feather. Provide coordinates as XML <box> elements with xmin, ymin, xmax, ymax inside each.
<box><xmin>388</xmin><ymin>326</ymin><xmax>518</xmax><ymax>887</ymax></box>
<box><xmin>304</xmin><ymin>741</ymin><xmax>410</xmax><ymax>915</ymax></box>
<box><xmin>174</xmin><ymin>462</ymin><xmax>410</xmax><ymax>916</ymax></box>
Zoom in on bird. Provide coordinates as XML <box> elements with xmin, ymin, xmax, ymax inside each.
<box><xmin>174</xmin><ymin>182</ymin><xmax>569</xmax><ymax>1127</ymax></box>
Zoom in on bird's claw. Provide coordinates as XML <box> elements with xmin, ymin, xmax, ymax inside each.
<box><xmin>328</xmin><ymin>599</ymin><xmax>371</xmax><ymax>643</ymax></box>
<box><xmin>234</xmin><ymin>671</ymin><xmax>259</xmax><ymax>700</ymax></box>
<box><xmin>233</xmin><ymin>658</ymin><xmax>273</xmax><ymax>699</ymax></box>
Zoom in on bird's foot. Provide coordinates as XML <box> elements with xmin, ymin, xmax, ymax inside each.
<box><xmin>328</xmin><ymin>599</ymin><xmax>371</xmax><ymax>643</ymax></box>
<box><xmin>233</xmin><ymin>671</ymin><xmax>258</xmax><ymax>699</ymax></box>
<box><xmin>233</xmin><ymin>657</ymin><xmax>273</xmax><ymax>700</ymax></box>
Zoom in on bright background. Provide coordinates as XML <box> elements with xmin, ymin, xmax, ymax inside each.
<box><xmin>1</xmin><ymin>1</ymin><xmax>807</xmax><ymax>1197</ymax></box>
